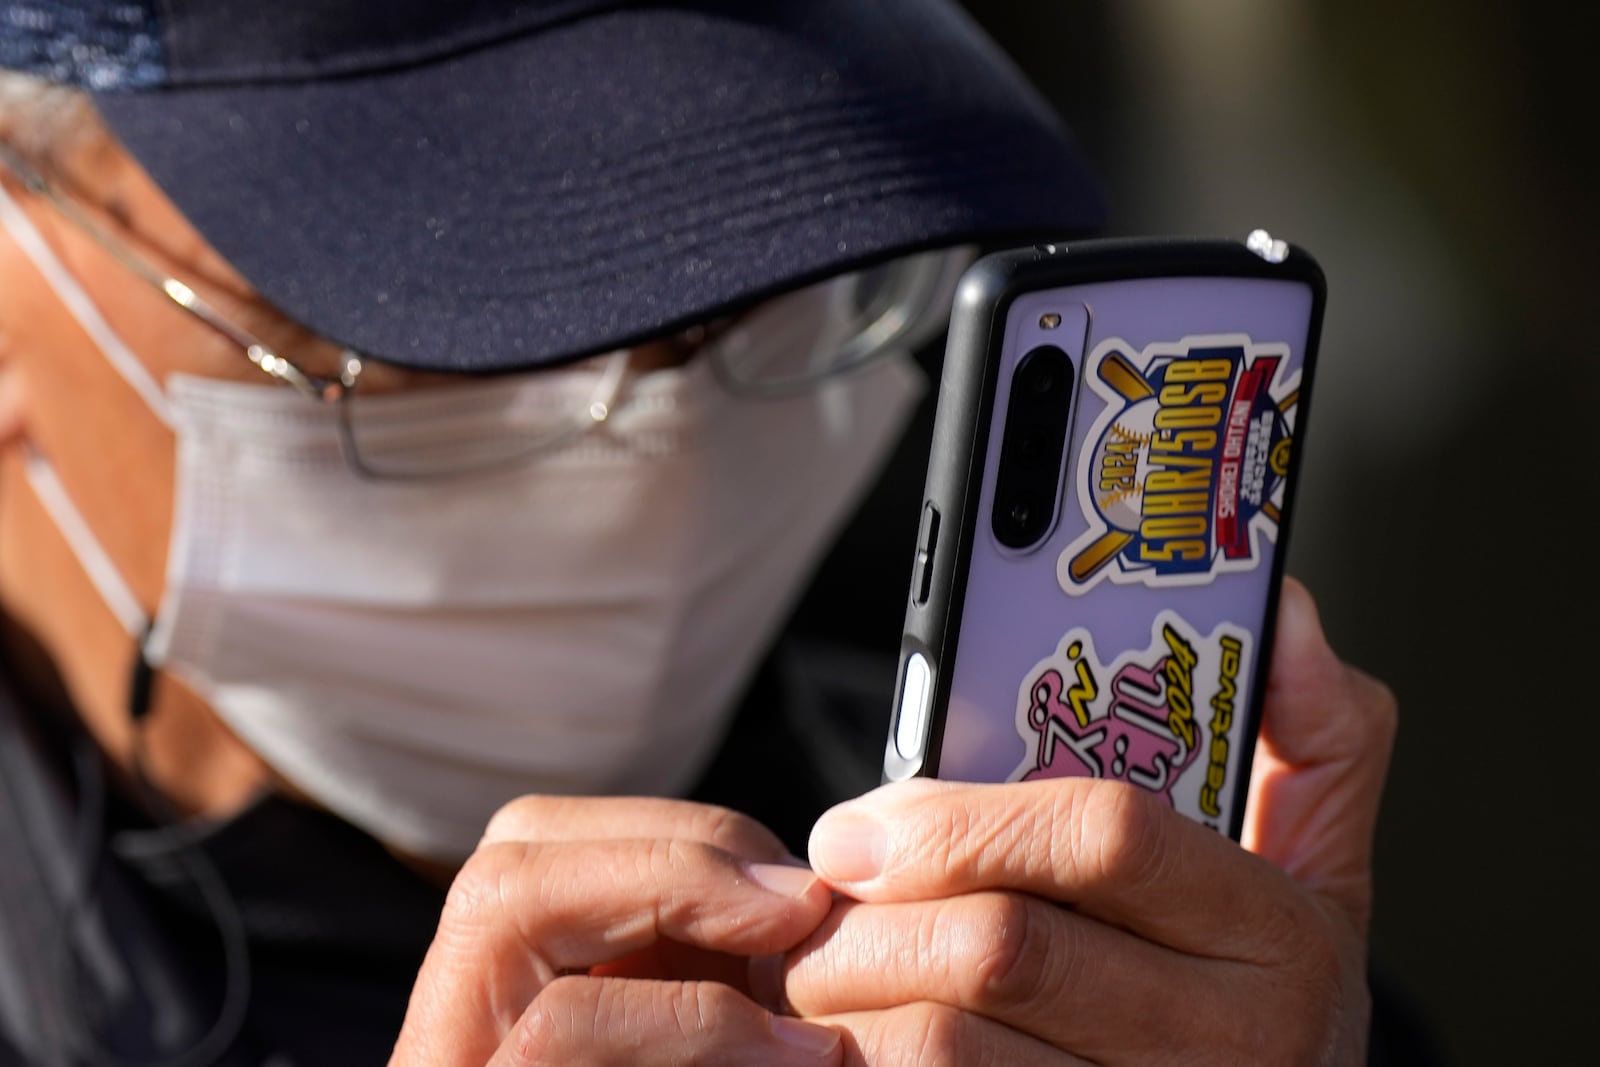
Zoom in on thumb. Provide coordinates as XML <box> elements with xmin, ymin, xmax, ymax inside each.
<box><xmin>1243</xmin><ymin>577</ymin><xmax>1397</xmax><ymax>930</ymax></box>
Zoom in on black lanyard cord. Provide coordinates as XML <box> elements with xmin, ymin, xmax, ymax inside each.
<box><xmin>52</xmin><ymin>641</ymin><xmax>253</xmax><ymax>1067</ymax></box>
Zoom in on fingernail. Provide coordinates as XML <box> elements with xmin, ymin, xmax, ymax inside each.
<box><xmin>744</xmin><ymin>861</ymin><xmax>820</xmax><ymax>898</ymax></box>
<box><xmin>770</xmin><ymin>1015</ymin><xmax>840</xmax><ymax>1057</ymax></box>
<box><xmin>808</xmin><ymin>811</ymin><xmax>886</xmax><ymax>884</ymax></box>
<box><xmin>747</xmin><ymin>953</ymin><xmax>789</xmax><ymax>1014</ymax></box>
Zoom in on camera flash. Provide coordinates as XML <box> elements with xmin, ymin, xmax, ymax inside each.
<box><xmin>1039</xmin><ymin>313</ymin><xmax>1062</xmax><ymax>330</ymax></box>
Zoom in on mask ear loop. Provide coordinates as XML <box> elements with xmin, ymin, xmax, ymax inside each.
<box><xmin>0</xmin><ymin>180</ymin><xmax>176</xmax><ymax>429</ymax></box>
<box><xmin>20</xmin><ymin>452</ymin><xmax>150</xmax><ymax>639</ymax></box>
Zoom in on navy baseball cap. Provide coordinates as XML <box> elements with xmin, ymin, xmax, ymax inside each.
<box><xmin>2</xmin><ymin>0</ymin><xmax>1104</xmax><ymax>372</ymax></box>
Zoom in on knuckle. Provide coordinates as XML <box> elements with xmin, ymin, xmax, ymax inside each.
<box><xmin>902</xmin><ymin>1001</ymin><xmax>971</xmax><ymax>1067</ymax></box>
<box><xmin>669</xmin><ymin>980</ymin><xmax>741</xmax><ymax>1039</ymax></box>
<box><xmin>511</xmin><ymin>976</ymin><xmax>594</xmax><ymax>1064</ymax></box>
<box><xmin>1318</xmin><ymin>666</ymin><xmax>1397</xmax><ymax>768</ymax></box>
<box><xmin>946</xmin><ymin>893</ymin><xmax>1040</xmax><ymax>1011</ymax></box>
<box><xmin>1076</xmin><ymin>781</ymin><xmax>1169</xmax><ymax>891</ymax></box>
<box><xmin>646</xmin><ymin>838</ymin><xmax>729</xmax><ymax>924</ymax></box>
<box><xmin>653</xmin><ymin>835</ymin><xmax>720</xmax><ymax>881</ymax></box>
<box><xmin>1361</xmin><ymin>673</ymin><xmax>1400</xmax><ymax>741</ymax></box>
<box><xmin>510</xmin><ymin>1002</ymin><xmax>558</xmax><ymax>1064</ymax></box>
<box><xmin>692</xmin><ymin>803</ymin><xmax>784</xmax><ymax>860</ymax></box>
<box><xmin>482</xmin><ymin>794</ymin><xmax>553</xmax><ymax>844</ymax></box>
<box><xmin>514</xmin><ymin>978</ymin><xmax>745</xmax><ymax>1065</ymax></box>
<box><xmin>440</xmin><ymin>841</ymin><xmax>525</xmax><ymax>931</ymax></box>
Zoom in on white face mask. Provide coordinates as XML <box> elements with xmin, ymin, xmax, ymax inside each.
<box><xmin>3</xmin><ymin>186</ymin><xmax>927</xmax><ymax>861</ymax></box>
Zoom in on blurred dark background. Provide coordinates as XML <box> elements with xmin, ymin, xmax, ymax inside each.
<box><xmin>794</xmin><ymin>2</ymin><xmax>1596</xmax><ymax>1063</ymax></box>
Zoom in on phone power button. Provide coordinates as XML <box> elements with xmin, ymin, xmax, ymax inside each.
<box><xmin>895</xmin><ymin>653</ymin><xmax>933</xmax><ymax>761</ymax></box>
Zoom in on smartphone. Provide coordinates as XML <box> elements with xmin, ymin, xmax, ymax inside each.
<box><xmin>883</xmin><ymin>233</ymin><xmax>1325</xmax><ymax>840</ymax></box>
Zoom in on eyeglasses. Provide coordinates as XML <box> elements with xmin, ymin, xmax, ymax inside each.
<box><xmin>0</xmin><ymin>141</ymin><xmax>962</xmax><ymax>480</ymax></box>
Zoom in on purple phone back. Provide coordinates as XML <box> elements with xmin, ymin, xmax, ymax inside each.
<box><xmin>938</xmin><ymin>275</ymin><xmax>1315</xmax><ymax>834</ymax></box>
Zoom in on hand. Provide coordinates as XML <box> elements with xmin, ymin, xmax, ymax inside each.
<box><xmin>389</xmin><ymin>796</ymin><xmax>846</xmax><ymax>1066</ymax></box>
<box><xmin>769</xmin><ymin>578</ymin><xmax>1396</xmax><ymax>1065</ymax></box>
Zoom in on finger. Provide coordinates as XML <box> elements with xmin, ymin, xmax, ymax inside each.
<box><xmin>772</xmin><ymin>892</ymin><xmax>1239</xmax><ymax>1064</ymax></box>
<box><xmin>815</xmin><ymin>1004</ymin><xmax>1091</xmax><ymax>1067</ymax></box>
<box><xmin>1244</xmin><ymin>576</ymin><xmax>1397</xmax><ymax>923</ymax></box>
<box><xmin>480</xmin><ymin>794</ymin><xmax>792</xmax><ymax>862</ymax></box>
<box><xmin>489</xmin><ymin>976</ymin><xmax>843</xmax><ymax>1066</ymax></box>
<box><xmin>481</xmin><ymin>798</ymin><xmax>805</xmax><ymax>993</ymax></box>
<box><xmin>806</xmin><ymin>775</ymin><xmax>1312</xmax><ymax>960</ymax></box>
<box><xmin>391</xmin><ymin>839</ymin><xmax>830</xmax><ymax>1067</ymax></box>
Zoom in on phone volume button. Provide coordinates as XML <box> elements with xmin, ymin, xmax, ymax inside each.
<box><xmin>911</xmin><ymin>503</ymin><xmax>940</xmax><ymax>606</ymax></box>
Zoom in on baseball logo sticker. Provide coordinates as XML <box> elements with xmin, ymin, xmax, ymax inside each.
<box><xmin>1059</xmin><ymin>333</ymin><xmax>1299</xmax><ymax>595</ymax></box>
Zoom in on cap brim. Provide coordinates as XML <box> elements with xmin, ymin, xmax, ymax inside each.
<box><xmin>95</xmin><ymin>0</ymin><xmax>1103</xmax><ymax>372</ymax></box>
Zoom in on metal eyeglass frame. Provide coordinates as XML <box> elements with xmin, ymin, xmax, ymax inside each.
<box><xmin>0</xmin><ymin>140</ymin><xmax>951</xmax><ymax>480</ymax></box>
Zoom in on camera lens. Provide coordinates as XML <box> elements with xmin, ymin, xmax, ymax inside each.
<box><xmin>992</xmin><ymin>344</ymin><xmax>1075</xmax><ymax>551</ymax></box>
<box><xmin>1015</xmin><ymin>344</ymin><xmax>1071</xmax><ymax>398</ymax></box>
<box><xmin>1017</xmin><ymin>359</ymin><xmax>1055</xmax><ymax>395</ymax></box>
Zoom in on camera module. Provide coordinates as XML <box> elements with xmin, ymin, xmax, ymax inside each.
<box><xmin>992</xmin><ymin>345</ymin><xmax>1076</xmax><ymax>551</ymax></box>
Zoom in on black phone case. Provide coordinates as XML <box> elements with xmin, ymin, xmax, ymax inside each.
<box><xmin>884</xmin><ymin>237</ymin><xmax>1326</xmax><ymax>839</ymax></box>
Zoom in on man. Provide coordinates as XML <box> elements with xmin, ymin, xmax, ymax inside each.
<box><xmin>0</xmin><ymin>2</ymin><xmax>1396</xmax><ymax>1064</ymax></box>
